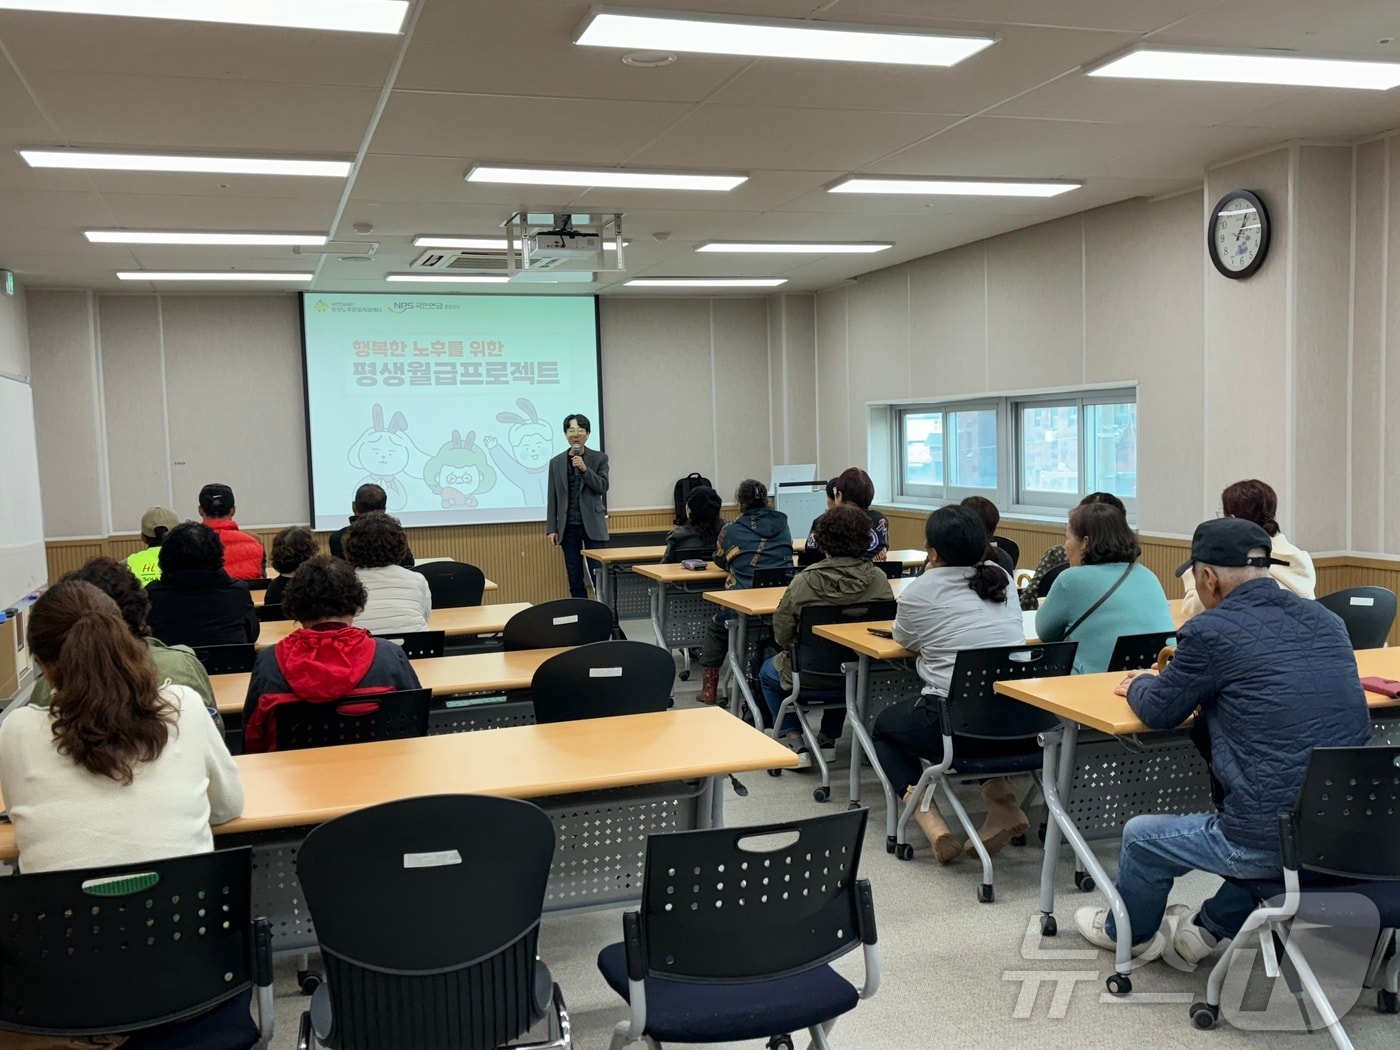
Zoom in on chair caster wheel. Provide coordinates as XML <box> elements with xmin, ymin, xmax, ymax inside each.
<box><xmin>886</xmin><ymin>835</ymin><xmax>897</xmax><ymax>854</ymax></box>
<box><xmin>297</xmin><ymin>969</ymin><xmax>322</xmax><ymax>995</ymax></box>
<box><xmin>1105</xmin><ymin>973</ymin><xmax>1131</xmax><ymax>996</ymax></box>
<box><xmin>1074</xmin><ymin>871</ymin><xmax>1095</xmax><ymax>892</ymax></box>
<box><xmin>1040</xmin><ymin>914</ymin><xmax>1057</xmax><ymax>937</ymax></box>
<box><xmin>766</xmin><ymin>1036</ymin><xmax>795</xmax><ymax>1050</ymax></box>
<box><xmin>679</xmin><ymin>670</ymin><xmax>690</xmax><ymax>681</ymax></box>
<box><xmin>847</xmin><ymin>801</ymin><xmax>862</xmax><ymax>811</ymax></box>
<box><xmin>1010</xmin><ymin>833</ymin><xmax>1027</xmax><ymax>847</ymax></box>
<box><xmin>1189</xmin><ymin>1002</ymin><xmax>1219</xmax><ymax>1029</ymax></box>
<box><xmin>812</xmin><ymin>786</ymin><xmax>829</xmax><ymax>803</ymax></box>
<box><xmin>1379</xmin><ymin>989</ymin><xmax>1399</xmax><ymax>1014</ymax></box>
<box><xmin>895</xmin><ymin>843</ymin><xmax>914</xmax><ymax>861</ymax></box>
<box><xmin>767</xmin><ymin>768</ymin><xmax>783</xmax><ymax>777</ymax></box>
<box><xmin>977</xmin><ymin>883</ymin><xmax>995</xmax><ymax>904</ymax></box>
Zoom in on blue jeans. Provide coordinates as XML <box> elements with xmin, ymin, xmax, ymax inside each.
<box><xmin>1105</xmin><ymin>812</ymin><xmax>1280</xmax><ymax>946</ymax></box>
<box><xmin>758</xmin><ymin>655</ymin><xmax>845</xmax><ymax>738</ymax></box>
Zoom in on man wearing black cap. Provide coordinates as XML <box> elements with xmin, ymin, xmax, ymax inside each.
<box><xmin>1075</xmin><ymin>517</ymin><xmax>1371</xmax><ymax>967</ymax></box>
<box><xmin>198</xmin><ymin>483</ymin><xmax>266</xmax><ymax>581</ymax></box>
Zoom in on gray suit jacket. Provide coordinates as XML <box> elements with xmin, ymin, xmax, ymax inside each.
<box><xmin>546</xmin><ymin>446</ymin><xmax>609</xmax><ymax>540</ymax></box>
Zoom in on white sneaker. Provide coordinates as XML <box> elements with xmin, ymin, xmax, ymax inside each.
<box><xmin>777</xmin><ymin>733</ymin><xmax>813</xmax><ymax>770</ymax></box>
<box><xmin>1074</xmin><ymin>906</ymin><xmax>1165</xmax><ymax>963</ymax></box>
<box><xmin>1166</xmin><ymin>907</ymin><xmax>1219</xmax><ymax>969</ymax></box>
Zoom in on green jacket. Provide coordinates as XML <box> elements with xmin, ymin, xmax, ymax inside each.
<box><xmin>30</xmin><ymin>636</ymin><xmax>222</xmax><ymax>733</ymax></box>
<box><xmin>772</xmin><ymin>557</ymin><xmax>894</xmax><ymax>690</ymax></box>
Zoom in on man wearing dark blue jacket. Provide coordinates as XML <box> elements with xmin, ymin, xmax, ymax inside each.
<box><xmin>1076</xmin><ymin>518</ymin><xmax>1371</xmax><ymax>965</ymax></box>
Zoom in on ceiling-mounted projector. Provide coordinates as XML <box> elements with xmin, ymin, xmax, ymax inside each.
<box><xmin>527</xmin><ymin>232</ymin><xmax>601</xmax><ymax>260</ymax></box>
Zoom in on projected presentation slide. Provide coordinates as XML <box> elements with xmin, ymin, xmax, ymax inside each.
<box><xmin>301</xmin><ymin>293</ymin><xmax>602</xmax><ymax>530</ymax></box>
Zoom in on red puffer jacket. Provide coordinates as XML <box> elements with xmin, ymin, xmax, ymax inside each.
<box><xmin>204</xmin><ymin>517</ymin><xmax>266</xmax><ymax>580</ymax></box>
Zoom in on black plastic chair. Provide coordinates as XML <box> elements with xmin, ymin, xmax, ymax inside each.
<box><xmin>192</xmin><ymin>643</ymin><xmax>257</xmax><ymax>675</ymax></box>
<box><xmin>246</xmin><ymin>577</ymin><xmax>271</xmax><ymax>592</ymax></box>
<box><xmin>296</xmin><ymin>794</ymin><xmax>570</xmax><ymax>1050</ymax></box>
<box><xmin>894</xmin><ymin>642</ymin><xmax>1078</xmax><ymax>902</ymax></box>
<box><xmin>530</xmin><ymin>641</ymin><xmax>675</xmax><ymax>724</ymax></box>
<box><xmin>1317</xmin><ymin>587</ymin><xmax>1398</xmax><ymax>649</ymax></box>
<box><xmin>371</xmin><ymin>629</ymin><xmax>446</xmax><ymax>659</ymax></box>
<box><xmin>0</xmin><ymin>847</ymin><xmax>273</xmax><ymax>1046</ymax></box>
<box><xmin>1036</xmin><ymin>561</ymin><xmax>1069</xmax><ymax>598</ymax></box>
<box><xmin>273</xmin><ymin>688</ymin><xmax>431</xmax><ymax>752</ymax></box>
<box><xmin>503</xmin><ymin>598</ymin><xmax>613</xmax><ymax>651</ymax></box>
<box><xmin>772</xmin><ymin>600</ymin><xmax>899</xmax><ymax>803</ymax></box>
<box><xmin>413</xmin><ymin>560</ymin><xmax>487</xmax><ymax>609</ymax></box>
<box><xmin>1107</xmin><ymin>631</ymin><xmax>1177</xmax><ymax>672</ymax></box>
<box><xmin>875</xmin><ymin>560</ymin><xmax>904</xmax><ymax>579</ymax></box>
<box><xmin>993</xmin><ymin>535</ymin><xmax>1020</xmax><ymax>567</ymax></box>
<box><xmin>598</xmin><ymin>808</ymin><xmax>878</xmax><ymax>1050</ymax></box>
<box><xmin>1190</xmin><ymin>746</ymin><xmax>1400</xmax><ymax>1043</ymax></box>
<box><xmin>256</xmin><ymin>601</ymin><xmax>289</xmax><ymax>623</ymax></box>
<box><xmin>752</xmin><ymin>565</ymin><xmax>799</xmax><ymax>588</ymax></box>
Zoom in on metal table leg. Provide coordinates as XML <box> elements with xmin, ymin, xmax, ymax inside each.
<box><xmin>648</xmin><ymin>581</ymin><xmax>667</xmax><ymax>650</ymax></box>
<box><xmin>594</xmin><ymin>560</ymin><xmax>613</xmax><ymax>617</ymax></box>
<box><xmin>845</xmin><ymin>661</ymin><xmax>863</xmax><ymax>805</ymax></box>
<box><xmin>844</xmin><ymin>654</ymin><xmax>898</xmax><ymax>846</ymax></box>
<box><xmin>724</xmin><ymin>614</ymin><xmax>764</xmax><ymax>726</ymax></box>
<box><xmin>705</xmin><ymin>775</ymin><xmax>724</xmax><ymax>828</ymax></box>
<box><xmin>1036</xmin><ymin>719</ymin><xmax>1137</xmax><ymax>994</ymax></box>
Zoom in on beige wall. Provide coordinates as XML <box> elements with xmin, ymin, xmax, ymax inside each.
<box><xmin>27</xmin><ymin>292</ymin><xmax>776</xmax><ymax>537</ymax></box>
<box><xmin>0</xmin><ymin>283</ymin><xmax>28</xmax><ymax>380</ymax></box>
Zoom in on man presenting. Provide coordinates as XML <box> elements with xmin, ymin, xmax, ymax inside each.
<box><xmin>546</xmin><ymin>413</ymin><xmax>609</xmax><ymax>599</ymax></box>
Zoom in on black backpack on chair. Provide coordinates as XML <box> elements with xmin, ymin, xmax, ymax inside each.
<box><xmin>673</xmin><ymin>472</ymin><xmax>713</xmax><ymax>525</ymax></box>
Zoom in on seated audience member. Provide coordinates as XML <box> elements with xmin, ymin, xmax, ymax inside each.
<box><xmin>343</xmin><ymin>512</ymin><xmax>432</xmax><ymax>634</ymax></box>
<box><xmin>1075</xmin><ymin>518</ymin><xmax>1370</xmax><ymax>966</ymax></box>
<box><xmin>1181</xmin><ymin>478</ymin><xmax>1315</xmax><ymax>619</ymax></box>
<box><xmin>241</xmin><ymin>556</ymin><xmax>422</xmax><ymax>753</ymax></box>
<box><xmin>871</xmin><ymin>505</ymin><xmax>1026</xmax><ymax>864</ymax></box>
<box><xmin>805</xmin><ymin>468</ymin><xmax>889</xmax><ymax>562</ymax></box>
<box><xmin>661</xmin><ymin>485</ymin><xmax>725</xmax><ymax>563</ymax></box>
<box><xmin>197</xmin><ymin>482</ymin><xmax>265</xmax><ymax>580</ymax></box>
<box><xmin>1035</xmin><ymin>502</ymin><xmax>1174</xmax><ymax>674</ymax></box>
<box><xmin>801</xmin><ymin>478</ymin><xmax>839</xmax><ymax>560</ymax></box>
<box><xmin>126</xmin><ymin>505</ymin><xmax>179</xmax><ymax>585</ymax></box>
<box><xmin>760</xmin><ymin>504</ymin><xmax>894</xmax><ymax>764</ymax></box>
<box><xmin>30</xmin><ymin>557</ymin><xmax>221</xmax><ymax>730</ymax></box>
<box><xmin>329</xmin><ymin>482</ymin><xmax>416</xmax><ymax>566</ymax></box>
<box><xmin>0</xmin><ymin>579</ymin><xmax>243</xmax><ymax>873</ymax></box>
<box><xmin>146</xmin><ymin>522</ymin><xmax>259</xmax><ymax>648</ymax></box>
<box><xmin>960</xmin><ymin>496</ymin><xmax>1015</xmax><ymax>575</ymax></box>
<box><xmin>1020</xmin><ymin>492</ymin><xmax>1126</xmax><ymax>610</ymax></box>
<box><xmin>265</xmin><ymin>526</ymin><xmax>318</xmax><ymax>606</ymax></box>
<box><xmin>695</xmin><ymin>480</ymin><xmax>794</xmax><ymax>704</ymax></box>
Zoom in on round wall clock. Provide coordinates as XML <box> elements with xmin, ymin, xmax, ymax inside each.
<box><xmin>1208</xmin><ymin>189</ymin><xmax>1270</xmax><ymax>279</ymax></box>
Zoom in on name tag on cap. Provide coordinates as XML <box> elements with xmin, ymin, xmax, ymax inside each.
<box><xmin>552</xmin><ymin>614</ymin><xmax>579</xmax><ymax>625</ymax></box>
<box><xmin>589</xmin><ymin>666</ymin><xmax>623</xmax><ymax>678</ymax></box>
<box><xmin>403</xmin><ymin>850</ymin><xmax>462</xmax><ymax>869</ymax></box>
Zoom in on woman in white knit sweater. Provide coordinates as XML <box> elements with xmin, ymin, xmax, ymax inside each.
<box><xmin>343</xmin><ymin>511</ymin><xmax>432</xmax><ymax>634</ymax></box>
<box><xmin>0</xmin><ymin>579</ymin><xmax>243</xmax><ymax>875</ymax></box>
<box><xmin>1181</xmin><ymin>478</ymin><xmax>1316</xmax><ymax>619</ymax></box>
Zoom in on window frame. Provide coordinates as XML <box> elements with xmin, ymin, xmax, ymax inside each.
<box><xmin>893</xmin><ymin>399</ymin><xmax>1002</xmax><ymax>504</ymax></box>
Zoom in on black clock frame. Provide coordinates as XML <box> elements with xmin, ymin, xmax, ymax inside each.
<box><xmin>1207</xmin><ymin>189</ymin><xmax>1270</xmax><ymax>280</ymax></box>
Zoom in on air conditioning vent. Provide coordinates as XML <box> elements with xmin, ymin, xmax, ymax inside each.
<box><xmin>411</xmin><ymin>249</ymin><xmax>514</xmax><ymax>272</ymax></box>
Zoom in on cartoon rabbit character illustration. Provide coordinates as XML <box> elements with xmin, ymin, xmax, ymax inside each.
<box><xmin>483</xmin><ymin>397</ymin><xmax>552</xmax><ymax>505</ymax></box>
<box><xmin>346</xmin><ymin>404</ymin><xmax>430</xmax><ymax>512</ymax></box>
<box><xmin>424</xmin><ymin>430</ymin><xmax>497</xmax><ymax>509</ymax></box>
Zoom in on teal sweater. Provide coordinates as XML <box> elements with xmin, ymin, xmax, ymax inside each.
<box><xmin>1035</xmin><ymin>562</ymin><xmax>1175</xmax><ymax>674</ymax></box>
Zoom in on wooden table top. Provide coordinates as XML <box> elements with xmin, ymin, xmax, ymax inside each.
<box><xmin>212</xmin><ymin>644</ymin><xmax>570</xmax><ymax>715</ymax></box>
<box><xmin>885</xmin><ymin>549</ymin><xmax>928</xmax><ymax>567</ymax></box>
<box><xmin>812</xmin><ymin>620</ymin><xmax>909</xmax><ymax>661</ymax></box>
<box><xmin>583</xmin><ymin>545</ymin><xmax>669</xmax><ymax>564</ymax></box>
<box><xmin>255</xmin><ymin>602</ymin><xmax>530</xmax><ymax>649</ymax></box>
<box><xmin>994</xmin><ymin>646</ymin><xmax>1400</xmax><ymax>736</ymax></box>
<box><xmin>634</xmin><ymin>561</ymin><xmax>727</xmax><ymax>583</ymax></box>
<box><xmin>705</xmin><ymin>576</ymin><xmax>912</xmax><ymax>617</ymax></box>
<box><xmin>0</xmin><ymin>708</ymin><xmax>797</xmax><ymax>859</ymax></box>
<box><xmin>253</xmin><ymin>577</ymin><xmax>498</xmax><ymax>607</ymax></box>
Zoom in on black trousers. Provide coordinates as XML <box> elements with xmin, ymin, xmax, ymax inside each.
<box><xmin>871</xmin><ymin>696</ymin><xmax>1038</xmax><ymax>798</ymax></box>
<box><xmin>560</xmin><ymin>522</ymin><xmax>598</xmax><ymax>599</ymax></box>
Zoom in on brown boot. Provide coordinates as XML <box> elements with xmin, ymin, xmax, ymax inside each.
<box><xmin>695</xmin><ymin>667</ymin><xmax>721</xmax><ymax>705</ymax></box>
<box><xmin>903</xmin><ymin>787</ymin><xmax>960</xmax><ymax>864</ymax></box>
<box><xmin>966</xmin><ymin>777</ymin><xmax>1030</xmax><ymax>857</ymax></box>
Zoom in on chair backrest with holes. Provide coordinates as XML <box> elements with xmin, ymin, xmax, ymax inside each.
<box><xmin>1107</xmin><ymin>631</ymin><xmax>1178</xmax><ymax>672</ymax></box>
<box><xmin>273</xmin><ymin>688</ymin><xmax>431</xmax><ymax>751</ymax></box>
<box><xmin>370</xmin><ymin>630</ymin><xmax>445</xmax><ymax>660</ymax></box>
<box><xmin>0</xmin><ymin>847</ymin><xmax>255</xmax><ymax>1035</ymax></box>
<box><xmin>1286</xmin><ymin>745</ymin><xmax>1400</xmax><ymax>881</ymax></box>
<box><xmin>943</xmin><ymin>643</ymin><xmax>1077</xmax><ymax>740</ymax></box>
<box><xmin>191</xmin><ymin>643</ymin><xmax>256</xmax><ymax>675</ymax></box>
<box><xmin>639</xmin><ymin>808</ymin><xmax>868</xmax><ymax>982</ymax></box>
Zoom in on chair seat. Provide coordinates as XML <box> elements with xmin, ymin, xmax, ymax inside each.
<box><xmin>597</xmin><ymin>943</ymin><xmax>859</xmax><ymax>1043</ymax></box>
<box><xmin>1227</xmin><ymin>876</ymin><xmax>1400</xmax><ymax>928</ymax></box>
<box><xmin>948</xmin><ymin>749</ymin><xmax>1044</xmax><ymax>776</ymax></box>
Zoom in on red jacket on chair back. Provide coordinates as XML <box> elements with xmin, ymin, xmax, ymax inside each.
<box><xmin>204</xmin><ymin>517</ymin><xmax>266</xmax><ymax>580</ymax></box>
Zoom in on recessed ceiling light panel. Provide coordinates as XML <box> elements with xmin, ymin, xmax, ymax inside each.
<box><xmin>626</xmin><ymin>278</ymin><xmax>787</xmax><ymax>288</ymax></box>
<box><xmin>116</xmin><ymin>271</ymin><xmax>314</xmax><ymax>281</ymax></box>
<box><xmin>385</xmin><ymin>274</ymin><xmax>511</xmax><ymax>284</ymax></box>
<box><xmin>696</xmin><ymin>241</ymin><xmax>892</xmax><ymax>254</ymax></box>
<box><xmin>0</xmin><ymin>0</ymin><xmax>408</xmax><ymax>34</ymax></box>
<box><xmin>1087</xmin><ymin>46</ymin><xmax>1400</xmax><ymax>90</ymax></box>
<box><xmin>22</xmin><ymin>149</ymin><xmax>351</xmax><ymax>177</ymax></box>
<box><xmin>467</xmin><ymin>165</ymin><xmax>746</xmax><ymax>191</ymax></box>
<box><xmin>828</xmin><ymin>176</ymin><xmax>1081</xmax><ymax>198</ymax></box>
<box><xmin>576</xmin><ymin>8</ymin><xmax>994</xmax><ymax>67</ymax></box>
<box><xmin>87</xmin><ymin>230</ymin><xmax>328</xmax><ymax>246</ymax></box>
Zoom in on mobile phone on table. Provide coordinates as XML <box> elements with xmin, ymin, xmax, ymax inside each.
<box><xmin>867</xmin><ymin>627</ymin><xmax>894</xmax><ymax>639</ymax></box>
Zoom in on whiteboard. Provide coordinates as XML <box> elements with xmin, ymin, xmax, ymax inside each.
<box><xmin>0</xmin><ymin>376</ymin><xmax>46</xmax><ymax>608</ymax></box>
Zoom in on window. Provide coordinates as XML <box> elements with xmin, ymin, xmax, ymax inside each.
<box><xmin>891</xmin><ymin>388</ymin><xmax>1136</xmax><ymax>518</ymax></box>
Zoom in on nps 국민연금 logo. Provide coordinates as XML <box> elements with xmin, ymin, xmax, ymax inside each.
<box><xmin>313</xmin><ymin>300</ymin><xmax>329</xmax><ymax>313</ymax></box>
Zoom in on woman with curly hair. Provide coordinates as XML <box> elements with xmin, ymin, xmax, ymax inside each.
<box><xmin>265</xmin><ymin>526</ymin><xmax>319</xmax><ymax>606</ymax></box>
<box><xmin>241</xmin><ymin>556</ymin><xmax>422</xmax><ymax>753</ymax></box>
<box><xmin>342</xmin><ymin>512</ymin><xmax>432</xmax><ymax>634</ymax></box>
